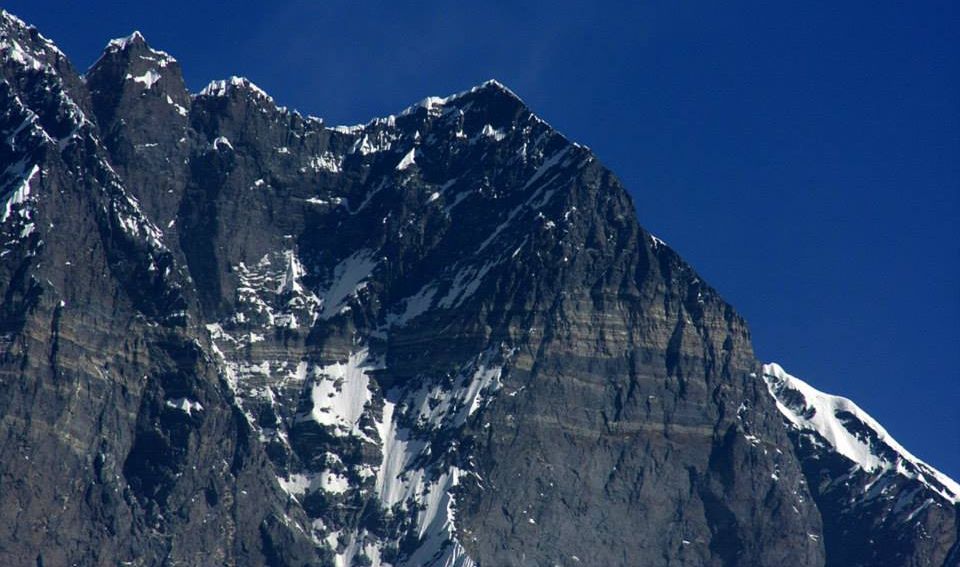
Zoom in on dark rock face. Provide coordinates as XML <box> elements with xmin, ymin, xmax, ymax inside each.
<box><xmin>0</xmin><ymin>11</ymin><xmax>956</xmax><ymax>566</ymax></box>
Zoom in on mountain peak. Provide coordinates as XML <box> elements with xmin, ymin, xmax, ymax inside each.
<box><xmin>95</xmin><ymin>30</ymin><xmax>175</xmax><ymax>69</ymax></box>
<box><xmin>106</xmin><ymin>30</ymin><xmax>147</xmax><ymax>51</ymax></box>
<box><xmin>394</xmin><ymin>78</ymin><xmax>527</xmax><ymax>127</ymax></box>
<box><xmin>2</xmin><ymin>12</ymin><xmax>959</xmax><ymax>567</ymax></box>
<box><xmin>477</xmin><ymin>78</ymin><xmax>520</xmax><ymax>98</ymax></box>
<box><xmin>197</xmin><ymin>75</ymin><xmax>275</xmax><ymax>105</ymax></box>
<box><xmin>0</xmin><ymin>9</ymin><xmax>29</xmax><ymax>30</ymax></box>
<box><xmin>87</xmin><ymin>28</ymin><xmax>185</xmax><ymax>104</ymax></box>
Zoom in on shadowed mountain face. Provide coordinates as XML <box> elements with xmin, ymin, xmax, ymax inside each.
<box><xmin>0</xmin><ymin>11</ymin><xmax>956</xmax><ymax>567</ymax></box>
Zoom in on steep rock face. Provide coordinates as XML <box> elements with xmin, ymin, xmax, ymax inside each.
<box><xmin>85</xmin><ymin>31</ymin><xmax>192</xmax><ymax>228</ymax></box>
<box><xmin>0</xmin><ymin>14</ymin><xmax>316</xmax><ymax>566</ymax></box>
<box><xmin>0</xmin><ymin>11</ymin><xmax>957</xmax><ymax>566</ymax></box>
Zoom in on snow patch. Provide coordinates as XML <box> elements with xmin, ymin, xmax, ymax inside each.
<box><xmin>212</xmin><ymin>136</ymin><xmax>233</xmax><ymax>151</ymax></box>
<box><xmin>318</xmin><ymin>250</ymin><xmax>378</xmax><ymax>319</ymax></box>
<box><xmin>165</xmin><ymin>398</ymin><xmax>203</xmax><ymax>415</ymax></box>
<box><xmin>277</xmin><ymin>249</ymin><xmax>306</xmax><ymax>295</ymax></box>
<box><xmin>307</xmin><ymin>153</ymin><xmax>342</xmax><ymax>173</ymax></box>
<box><xmin>396</xmin><ymin>148</ymin><xmax>418</xmax><ymax>171</ymax></box>
<box><xmin>387</xmin><ymin>284</ymin><xmax>438</xmax><ymax>326</ymax></box>
<box><xmin>303</xmin><ymin>349</ymin><xmax>377</xmax><ymax>439</ymax></box>
<box><xmin>129</xmin><ymin>69</ymin><xmax>161</xmax><ymax>89</ymax></box>
<box><xmin>480</xmin><ymin>124</ymin><xmax>507</xmax><ymax>142</ymax></box>
<box><xmin>165</xmin><ymin>95</ymin><xmax>188</xmax><ymax>116</ymax></box>
<box><xmin>199</xmin><ymin>76</ymin><xmax>274</xmax><ymax>105</ymax></box>
<box><xmin>1</xmin><ymin>163</ymin><xmax>39</xmax><ymax>223</ymax></box>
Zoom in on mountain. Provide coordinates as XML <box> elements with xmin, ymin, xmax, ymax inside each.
<box><xmin>0</xmin><ymin>11</ymin><xmax>957</xmax><ymax>566</ymax></box>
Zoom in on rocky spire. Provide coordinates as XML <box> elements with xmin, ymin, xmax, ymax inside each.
<box><xmin>86</xmin><ymin>31</ymin><xmax>191</xmax><ymax>227</ymax></box>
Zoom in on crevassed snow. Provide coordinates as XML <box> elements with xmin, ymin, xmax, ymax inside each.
<box><xmin>762</xmin><ymin>363</ymin><xmax>960</xmax><ymax>504</ymax></box>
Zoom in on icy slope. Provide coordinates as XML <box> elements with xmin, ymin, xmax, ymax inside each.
<box><xmin>763</xmin><ymin>362</ymin><xmax>959</xmax><ymax>504</ymax></box>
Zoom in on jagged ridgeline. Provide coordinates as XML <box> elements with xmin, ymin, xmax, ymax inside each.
<box><xmin>0</xmin><ymin>10</ymin><xmax>957</xmax><ymax>567</ymax></box>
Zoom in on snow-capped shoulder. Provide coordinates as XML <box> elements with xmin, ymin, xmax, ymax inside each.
<box><xmin>762</xmin><ymin>362</ymin><xmax>960</xmax><ymax>504</ymax></box>
<box><xmin>198</xmin><ymin>76</ymin><xmax>274</xmax><ymax>104</ymax></box>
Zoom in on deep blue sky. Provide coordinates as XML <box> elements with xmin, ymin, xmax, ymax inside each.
<box><xmin>8</xmin><ymin>1</ymin><xmax>958</xmax><ymax>478</ymax></box>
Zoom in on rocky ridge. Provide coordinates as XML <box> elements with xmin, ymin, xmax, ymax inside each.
<box><xmin>0</xmin><ymin>12</ymin><xmax>957</xmax><ymax>566</ymax></box>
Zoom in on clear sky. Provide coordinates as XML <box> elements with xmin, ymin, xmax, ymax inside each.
<box><xmin>7</xmin><ymin>1</ymin><xmax>958</xmax><ymax>479</ymax></box>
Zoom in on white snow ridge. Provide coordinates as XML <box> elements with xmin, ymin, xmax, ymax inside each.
<box><xmin>762</xmin><ymin>363</ymin><xmax>960</xmax><ymax>504</ymax></box>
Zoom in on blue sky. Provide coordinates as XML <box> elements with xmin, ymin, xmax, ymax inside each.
<box><xmin>8</xmin><ymin>1</ymin><xmax>958</xmax><ymax>478</ymax></box>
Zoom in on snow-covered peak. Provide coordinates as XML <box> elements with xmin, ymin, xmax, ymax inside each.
<box><xmin>398</xmin><ymin>78</ymin><xmax>524</xmax><ymax>118</ymax></box>
<box><xmin>107</xmin><ymin>30</ymin><xmax>147</xmax><ymax>51</ymax></box>
<box><xmin>96</xmin><ymin>30</ymin><xmax>175</xmax><ymax>68</ymax></box>
<box><xmin>329</xmin><ymin>78</ymin><xmax>529</xmax><ymax>138</ymax></box>
<box><xmin>477</xmin><ymin>78</ymin><xmax>521</xmax><ymax>99</ymax></box>
<box><xmin>0</xmin><ymin>10</ymin><xmax>66</xmax><ymax>69</ymax></box>
<box><xmin>0</xmin><ymin>9</ymin><xmax>30</xmax><ymax>31</ymax></box>
<box><xmin>198</xmin><ymin>76</ymin><xmax>275</xmax><ymax>105</ymax></box>
<box><xmin>762</xmin><ymin>362</ymin><xmax>960</xmax><ymax>504</ymax></box>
